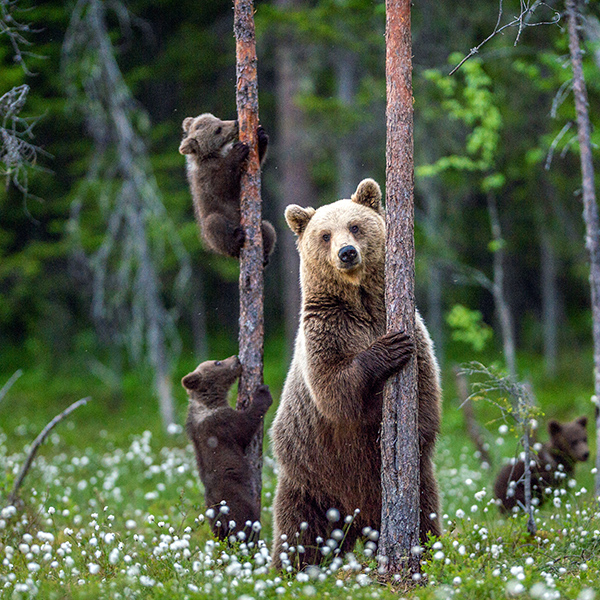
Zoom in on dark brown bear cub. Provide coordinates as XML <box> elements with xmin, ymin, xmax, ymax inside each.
<box><xmin>494</xmin><ymin>416</ymin><xmax>589</xmax><ymax>512</ymax></box>
<box><xmin>182</xmin><ymin>356</ymin><xmax>272</xmax><ymax>541</ymax></box>
<box><xmin>179</xmin><ymin>113</ymin><xmax>276</xmax><ymax>262</ymax></box>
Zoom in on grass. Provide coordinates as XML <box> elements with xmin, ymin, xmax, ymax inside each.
<box><xmin>0</xmin><ymin>345</ymin><xmax>599</xmax><ymax>599</ymax></box>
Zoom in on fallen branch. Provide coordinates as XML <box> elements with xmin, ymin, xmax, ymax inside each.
<box><xmin>8</xmin><ymin>397</ymin><xmax>91</xmax><ymax>505</ymax></box>
<box><xmin>0</xmin><ymin>369</ymin><xmax>23</xmax><ymax>403</ymax></box>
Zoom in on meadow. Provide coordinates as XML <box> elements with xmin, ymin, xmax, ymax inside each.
<box><xmin>0</xmin><ymin>346</ymin><xmax>599</xmax><ymax>600</ymax></box>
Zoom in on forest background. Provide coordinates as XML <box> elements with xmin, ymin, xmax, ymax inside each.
<box><xmin>2</xmin><ymin>0</ymin><xmax>600</xmax><ymax>597</ymax></box>
<box><xmin>2</xmin><ymin>0</ymin><xmax>599</xmax><ymax>431</ymax></box>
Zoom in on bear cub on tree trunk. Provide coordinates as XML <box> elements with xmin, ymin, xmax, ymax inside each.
<box><xmin>182</xmin><ymin>355</ymin><xmax>272</xmax><ymax>541</ymax></box>
<box><xmin>494</xmin><ymin>416</ymin><xmax>589</xmax><ymax>512</ymax></box>
<box><xmin>179</xmin><ymin>113</ymin><xmax>276</xmax><ymax>263</ymax></box>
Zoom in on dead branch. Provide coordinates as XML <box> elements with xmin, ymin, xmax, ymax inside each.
<box><xmin>8</xmin><ymin>397</ymin><xmax>91</xmax><ymax>505</ymax></box>
<box><xmin>449</xmin><ymin>0</ymin><xmax>561</xmax><ymax>75</ymax></box>
<box><xmin>0</xmin><ymin>369</ymin><xmax>22</xmax><ymax>403</ymax></box>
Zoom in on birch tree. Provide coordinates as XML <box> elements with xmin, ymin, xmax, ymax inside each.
<box><xmin>565</xmin><ymin>0</ymin><xmax>600</xmax><ymax>499</ymax></box>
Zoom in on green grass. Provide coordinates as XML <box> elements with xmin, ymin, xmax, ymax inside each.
<box><xmin>0</xmin><ymin>345</ymin><xmax>599</xmax><ymax>599</ymax></box>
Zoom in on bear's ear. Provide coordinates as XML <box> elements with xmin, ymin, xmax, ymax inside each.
<box><xmin>181</xmin><ymin>372</ymin><xmax>201</xmax><ymax>390</ymax></box>
<box><xmin>548</xmin><ymin>419</ymin><xmax>562</xmax><ymax>436</ymax></box>
<box><xmin>182</xmin><ymin>117</ymin><xmax>195</xmax><ymax>133</ymax></box>
<box><xmin>351</xmin><ymin>178</ymin><xmax>382</xmax><ymax>212</ymax></box>
<box><xmin>285</xmin><ymin>205</ymin><xmax>316</xmax><ymax>236</ymax></box>
<box><xmin>577</xmin><ymin>416</ymin><xmax>588</xmax><ymax>429</ymax></box>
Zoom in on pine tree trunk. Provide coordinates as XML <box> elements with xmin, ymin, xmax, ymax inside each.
<box><xmin>566</xmin><ymin>0</ymin><xmax>600</xmax><ymax>499</ymax></box>
<box><xmin>380</xmin><ymin>0</ymin><xmax>420</xmax><ymax>578</ymax></box>
<box><xmin>234</xmin><ymin>0</ymin><xmax>265</xmax><ymax>516</ymax></box>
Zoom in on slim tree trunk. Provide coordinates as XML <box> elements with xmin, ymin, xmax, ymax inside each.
<box><xmin>335</xmin><ymin>48</ymin><xmax>357</xmax><ymax>198</ymax></box>
<box><xmin>275</xmin><ymin>0</ymin><xmax>313</xmax><ymax>350</ymax></box>
<box><xmin>234</xmin><ymin>0</ymin><xmax>265</xmax><ymax>516</ymax></box>
<box><xmin>380</xmin><ymin>0</ymin><xmax>420</xmax><ymax>578</ymax></box>
<box><xmin>487</xmin><ymin>193</ymin><xmax>517</xmax><ymax>380</ymax></box>
<box><xmin>566</xmin><ymin>0</ymin><xmax>600</xmax><ymax>499</ymax></box>
<box><xmin>540</xmin><ymin>228</ymin><xmax>558</xmax><ymax>377</ymax></box>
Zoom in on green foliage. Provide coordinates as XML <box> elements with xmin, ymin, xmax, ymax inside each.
<box><xmin>417</xmin><ymin>56</ymin><xmax>503</xmax><ymax>179</ymax></box>
<box><xmin>446</xmin><ymin>304</ymin><xmax>492</xmax><ymax>352</ymax></box>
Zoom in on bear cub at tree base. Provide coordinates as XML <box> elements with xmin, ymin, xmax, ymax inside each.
<box><xmin>179</xmin><ymin>113</ymin><xmax>276</xmax><ymax>262</ymax></box>
<box><xmin>182</xmin><ymin>356</ymin><xmax>272</xmax><ymax>540</ymax></box>
<box><xmin>494</xmin><ymin>416</ymin><xmax>589</xmax><ymax>512</ymax></box>
<box><xmin>270</xmin><ymin>178</ymin><xmax>442</xmax><ymax>569</ymax></box>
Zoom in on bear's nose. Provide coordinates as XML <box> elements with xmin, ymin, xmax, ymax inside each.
<box><xmin>339</xmin><ymin>245</ymin><xmax>358</xmax><ymax>264</ymax></box>
<box><xmin>582</xmin><ymin>451</ymin><xmax>590</xmax><ymax>461</ymax></box>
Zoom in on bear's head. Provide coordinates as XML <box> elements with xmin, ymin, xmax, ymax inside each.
<box><xmin>548</xmin><ymin>416</ymin><xmax>589</xmax><ymax>463</ymax></box>
<box><xmin>181</xmin><ymin>355</ymin><xmax>242</xmax><ymax>406</ymax></box>
<box><xmin>285</xmin><ymin>179</ymin><xmax>385</xmax><ymax>287</ymax></box>
<box><xmin>179</xmin><ymin>113</ymin><xmax>238</xmax><ymax>158</ymax></box>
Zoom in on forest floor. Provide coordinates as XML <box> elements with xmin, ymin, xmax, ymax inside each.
<box><xmin>0</xmin><ymin>347</ymin><xmax>598</xmax><ymax>599</ymax></box>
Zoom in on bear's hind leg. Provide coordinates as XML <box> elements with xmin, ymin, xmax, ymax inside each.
<box><xmin>202</xmin><ymin>213</ymin><xmax>245</xmax><ymax>258</ymax></box>
<box><xmin>272</xmin><ymin>476</ymin><xmax>338</xmax><ymax>570</ymax></box>
<box><xmin>419</xmin><ymin>456</ymin><xmax>442</xmax><ymax>543</ymax></box>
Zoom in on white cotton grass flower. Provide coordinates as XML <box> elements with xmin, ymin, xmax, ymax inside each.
<box><xmin>87</xmin><ymin>563</ymin><xmax>100</xmax><ymax>575</ymax></box>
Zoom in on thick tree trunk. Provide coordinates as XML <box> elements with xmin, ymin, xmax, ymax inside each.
<box><xmin>487</xmin><ymin>193</ymin><xmax>517</xmax><ymax>380</ymax></box>
<box><xmin>566</xmin><ymin>0</ymin><xmax>600</xmax><ymax>499</ymax></box>
<box><xmin>380</xmin><ymin>0</ymin><xmax>420</xmax><ymax>578</ymax></box>
<box><xmin>274</xmin><ymin>0</ymin><xmax>314</xmax><ymax>350</ymax></box>
<box><xmin>234</xmin><ymin>0</ymin><xmax>265</xmax><ymax>516</ymax></box>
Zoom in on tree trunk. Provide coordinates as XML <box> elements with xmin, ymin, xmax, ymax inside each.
<box><xmin>274</xmin><ymin>0</ymin><xmax>314</xmax><ymax>351</ymax></box>
<box><xmin>487</xmin><ymin>193</ymin><xmax>517</xmax><ymax>380</ymax></box>
<box><xmin>335</xmin><ymin>48</ymin><xmax>357</xmax><ymax>198</ymax></box>
<box><xmin>380</xmin><ymin>0</ymin><xmax>420</xmax><ymax>578</ymax></box>
<box><xmin>540</xmin><ymin>228</ymin><xmax>558</xmax><ymax>377</ymax></box>
<box><xmin>234</xmin><ymin>0</ymin><xmax>265</xmax><ymax>516</ymax></box>
<box><xmin>566</xmin><ymin>0</ymin><xmax>600</xmax><ymax>499</ymax></box>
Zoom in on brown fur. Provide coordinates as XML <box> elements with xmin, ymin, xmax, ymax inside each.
<box><xmin>179</xmin><ymin>113</ymin><xmax>276</xmax><ymax>262</ymax></box>
<box><xmin>494</xmin><ymin>416</ymin><xmax>589</xmax><ymax>512</ymax></box>
<box><xmin>182</xmin><ymin>355</ymin><xmax>272</xmax><ymax>540</ymax></box>
<box><xmin>270</xmin><ymin>179</ymin><xmax>443</xmax><ymax>569</ymax></box>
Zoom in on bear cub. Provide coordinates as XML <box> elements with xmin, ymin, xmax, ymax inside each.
<box><xmin>179</xmin><ymin>113</ymin><xmax>276</xmax><ymax>262</ymax></box>
<box><xmin>182</xmin><ymin>355</ymin><xmax>272</xmax><ymax>540</ymax></box>
<box><xmin>494</xmin><ymin>416</ymin><xmax>589</xmax><ymax>512</ymax></box>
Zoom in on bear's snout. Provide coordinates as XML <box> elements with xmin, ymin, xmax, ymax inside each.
<box><xmin>582</xmin><ymin>450</ymin><xmax>590</xmax><ymax>461</ymax></box>
<box><xmin>338</xmin><ymin>245</ymin><xmax>359</xmax><ymax>267</ymax></box>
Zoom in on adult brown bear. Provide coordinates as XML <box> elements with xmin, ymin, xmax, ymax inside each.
<box><xmin>270</xmin><ymin>179</ymin><xmax>442</xmax><ymax>569</ymax></box>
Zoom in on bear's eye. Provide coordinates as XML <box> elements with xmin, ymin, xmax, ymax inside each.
<box><xmin>350</xmin><ymin>224</ymin><xmax>360</xmax><ymax>234</ymax></box>
<box><xmin>215</xmin><ymin>126</ymin><xmax>222</xmax><ymax>135</ymax></box>
<box><xmin>322</xmin><ymin>233</ymin><xmax>331</xmax><ymax>242</ymax></box>
<box><xmin>214</xmin><ymin>360</ymin><xmax>222</xmax><ymax>366</ymax></box>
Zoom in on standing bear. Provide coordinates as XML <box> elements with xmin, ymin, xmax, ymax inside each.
<box><xmin>494</xmin><ymin>416</ymin><xmax>589</xmax><ymax>512</ymax></box>
<box><xmin>182</xmin><ymin>355</ymin><xmax>273</xmax><ymax>541</ymax></box>
<box><xmin>179</xmin><ymin>113</ymin><xmax>276</xmax><ymax>262</ymax></box>
<box><xmin>270</xmin><ymin>179</ymin><xmax>442</xmax><ymax>569</ymax></box>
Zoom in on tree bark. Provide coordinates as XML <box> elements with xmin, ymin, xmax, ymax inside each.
<box><xmin>274</xmin><ymin>0</ymin><xmax>314</xmax><ymax>351</ymax></box>
<box><xmin>487</xmin><ymin>193</ymin><xmax>517</xmax><ymax>380</ymax></box>
<box><xmin>234</xmin><ymin>0</ymin><xmax>266</xmax><ymax>518</ymax></box>
<box><xmin>566</xmin><ymin>0</ymin><xmax>600</xmax><ymax>499</ymax></box>
<box><xmin>380</xmin><ymin>0</ymin><xmax>420</xmax><ymax>578</ymax></box>
<box><xmin>540</xmin><ymin>227</ymin><xmax>558</xmax><ymax>377</ymax></box>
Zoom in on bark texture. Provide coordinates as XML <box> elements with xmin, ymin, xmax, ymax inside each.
<box><xmin>566</xmin><ymin>0</ymin><xmax>600</xmax><ymax>499</ymax></box>
<box><xmin>380</xmin><ymin>0</ymin><xmax>420</xmax><ymax>577</ymax></box>
<box><xmin>234</xmin><ymin>0</ymin><xmax>265</xmax><ymax>516</ymax></box>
